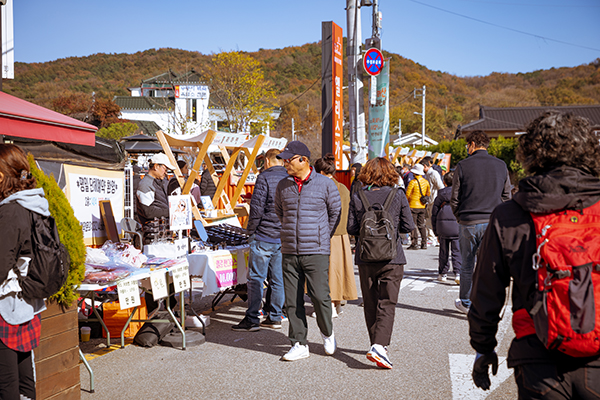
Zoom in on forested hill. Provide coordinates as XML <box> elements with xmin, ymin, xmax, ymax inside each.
<box><xmin>4</xmin><ymin>45</ymin><xmax>600</xmax><ymax>141</ymax></box>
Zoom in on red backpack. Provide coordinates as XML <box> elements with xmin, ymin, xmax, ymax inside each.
<box><xmin>527</xmin><ymin>200</ymin><xmax>600</xmax><ymax>357</ymax></box>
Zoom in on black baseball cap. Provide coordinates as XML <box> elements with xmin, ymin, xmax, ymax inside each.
<box><xmin>277</xmin><ymin>141</ymin><xmax>311</xmax><ymax>160</ymax></box>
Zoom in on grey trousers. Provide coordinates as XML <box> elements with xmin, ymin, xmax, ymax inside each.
<box><xmin>282</xmin><ymin>254</ymin><xmax>333</xmax><ymax>345</ymax></box>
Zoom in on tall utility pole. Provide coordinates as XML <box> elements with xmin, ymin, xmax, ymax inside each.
<box><xmin>346</xmin><ymin>0</ymin><xmax>367</xmax><ymax>164</ymax></box>
<box><xmin>414</xmin><ymin>85</ymin><xmax>426</xmax><ymax>146</ymax></box>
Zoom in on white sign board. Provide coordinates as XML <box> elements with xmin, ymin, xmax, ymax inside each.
<box><xmin>64</xmin><ymin>165</ymin><xmax>124</xmax><ymax>246</ymax></box>
<box><xmin>117</xmin><ymin>279</ymin><xmax>141</xmax><ymax>310</ymax></box>
<box><xmin>175</xmin><ymin>85</ymin><xmax>209</xmax><ymax>99</ymax></box>
<box><xmin>1</xmin><ymin>0</ymin><xmax>14</xmax><ymax>79</ymax></box>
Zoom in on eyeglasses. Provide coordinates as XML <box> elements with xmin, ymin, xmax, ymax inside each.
<box><xmin>284</xmin><ymin>155</ymin><xmax>302</xmax><ymax>164</ymax></box>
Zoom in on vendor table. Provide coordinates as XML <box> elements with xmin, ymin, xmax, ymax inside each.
<box><xmin>187</xmin><ymin>245</ymin><xmax>249</xmax><ymax>309</ymax></box>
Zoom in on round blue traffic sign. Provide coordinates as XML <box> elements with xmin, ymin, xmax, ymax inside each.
<box><xmin>363</xmin><ymin>48</ymin><xmax>384</xmax><ymax>76</ymax></box>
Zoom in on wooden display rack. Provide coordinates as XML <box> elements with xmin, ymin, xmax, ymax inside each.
<box><xmin>156</xmin><ymin>130</ymin><xmax>286</xmax><ymax>225</ymax></box>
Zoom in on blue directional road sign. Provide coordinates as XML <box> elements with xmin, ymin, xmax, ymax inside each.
<box><xmin>363</xmin><ymin>48</ymin><xmax>384</xmax><ymax>76</ymax></box>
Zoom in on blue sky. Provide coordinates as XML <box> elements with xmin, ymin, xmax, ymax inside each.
<box><xmin>12</xmin><ymin>0</ymin><xmax>600</xmax><ymax>77</ymax></box>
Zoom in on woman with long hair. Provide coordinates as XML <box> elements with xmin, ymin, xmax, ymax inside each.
<box><xmin>314</xmin><ymin>154</ymin><xmax>358</xmax><ymax>317</ymax></box>
<box><xmin>347</xmin><ymin>157</ymin><xmax>414</xmax><ymax>369</ymax></box>
<box><xmin>0</xmin><ymin>144</ymin><xmax>47</xmax><ymax>399</ymax></box>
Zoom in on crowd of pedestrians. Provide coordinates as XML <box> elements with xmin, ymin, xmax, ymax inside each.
<box><xmin>5</xmin><ymin>110</ymin><xmax>598</xmax><ymax>399</ymax></box>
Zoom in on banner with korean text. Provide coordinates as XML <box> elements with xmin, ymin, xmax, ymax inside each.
<box><xmin>64</xmin><ymin>165</ymin><xmax>124</xmax><ymax>246</ymax></box>
<box><xmin>368</xmin><ymin>60</ymin><xmax>390</xmax><ymax>160</ymax></box>
<box><xmin>321</xmin><ymin>21</ymin><xmax>344</xmax><ymax>169</ymax></box>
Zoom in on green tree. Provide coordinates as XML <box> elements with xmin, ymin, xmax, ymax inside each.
<box><xmin>28</xmin><ymin>154</ymin><xmax>86</xmax><ymax>306</ymax></box>
<box><xmin>205</xmin><ymin>51</ymin><xmax>277</xmax><ymax>134</ymax></box>
<box><xmin>96</xmin><ymin>122</ymin><xmax>138</xmax><ymax>140</ymax></box>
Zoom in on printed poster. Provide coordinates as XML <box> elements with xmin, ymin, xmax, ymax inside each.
<box><xmin>63</xmin><ymin>165</ymin><xmax>124</xmax><ymax>246</ymax></box>
<box><xmin>368</xmin><ymin>60</ymin><xmax>390</xmax><ymax>160</ymax></box>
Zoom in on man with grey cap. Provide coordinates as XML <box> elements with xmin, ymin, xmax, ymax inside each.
<box><xmin>274</xmin><ymin>141</ymin><xmax>342</xmax><ymax>361</ymax></box>
<box><xmin>136</xmin><ymin>153</ymin><xmax>174</xmax><ymax>225</ymax></box>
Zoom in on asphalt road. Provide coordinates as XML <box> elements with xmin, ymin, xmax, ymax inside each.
<box><xmin>79</xmin><ymin>245</ymin><xmax>518</xmax><ymax>400</ymax></box>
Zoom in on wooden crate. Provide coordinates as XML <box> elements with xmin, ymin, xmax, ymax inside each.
<box><xmin>34</xmin><ymin>301</ymin><xmax>81</xmax><ymax>400</ymax></box>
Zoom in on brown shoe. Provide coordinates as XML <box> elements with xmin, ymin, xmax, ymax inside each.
<box><xmin>407</xmin><ymin>245</ymin><xmax>420</xmax><ymax>250</ymax></box>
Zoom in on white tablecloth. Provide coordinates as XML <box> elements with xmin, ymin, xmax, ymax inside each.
<box><xmin>186</xmin><ymin>246</ymin><xmax>249</xmax><ymax>297</ymax></box>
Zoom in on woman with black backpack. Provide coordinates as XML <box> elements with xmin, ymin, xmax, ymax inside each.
<box><xmin>0</xmin><ymin>144</ymin><xmax>47</xmax><ymax>400</ymax></box>
<box><xmin>347</xmin><ymin>157</ymin><xmax>414</xmax><ymax>370</ymax></box>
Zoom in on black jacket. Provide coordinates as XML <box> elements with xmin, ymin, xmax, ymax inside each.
<box><xmin>469</xmin><ymin>166</ymin><xmax>600</xmax><ymax>368</ymax></box>
<box><xmin>347</xmin><ymin>185</ymin><xmax>414</xmax><ymax>266</ymax></box>
<box><xmin>199</xmin><ymin>169</ymin><xmax>217</xmax><ymax>200</ymax></box>
<box><xmin>431</xmin><ymin>187</ymin><xmax>459</xmax><ymax>239</ymax></box>
<box><xmin>246</xmin><ymin>165</ymin><xmax>289</xmax><ymax>243</ymax></box>
<box><xmin>450</xmin><ymin>149</ymin><xmax>512</xmax><ymax>224</ymax></box>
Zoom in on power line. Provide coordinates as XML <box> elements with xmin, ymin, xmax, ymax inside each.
<box><xmin>456</xmin><ymin>0</ymin><xmax>599</xmax><ymax>7</ymax></box>
<box><xmin>278</xmin><ymin>78</ymin><xmax>320</xmax><ymax>109</ymax></box>
<box><xmin>407</xmin><ymin>0</ymin><xmax>600</xmax><ymax>53</ymax></box>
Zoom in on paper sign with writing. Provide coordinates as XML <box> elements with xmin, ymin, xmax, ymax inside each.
<box><xmin>170</xmin><ymin>264</ymin><xmax>190</xmax><ymax>293</ymax></box>
<box><xmin>150</xmin><ymin>271</ymin><xmax>169</xmax><ymax>300</ymax></box>
<box><xmin>214</xmin><ymin>253</ymin><xmax>238</xmax><ymax>288</ymax></box>
<box><xmin>117</xmin><ymin>279</ymin><xmax>141</xmax><ymax>310</ymax></box>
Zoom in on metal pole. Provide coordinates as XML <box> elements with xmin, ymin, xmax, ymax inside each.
<box><xmin>291</xmin><ymin>118</ymin><xmax>295</xmax><ymax>141</ymax></box>
<box><xmin>421</xmin><ymin>85</ymin><xmax>426</xmax><ymax>146</ymax></box>
<box><xmin>346</xmin><ymin>0</ymin><xmax>357</xmax><ymax>164</ymax></box>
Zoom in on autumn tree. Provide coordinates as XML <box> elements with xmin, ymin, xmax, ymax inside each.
<box><xmin>204</xmin><ymin>51</ymin><xmax>277</xmax><ymax>134</ymax></box>
<box><xmin>95</xmin><ymin>122</ymin><xmax>138</xmax><ymax>140</ymax></box>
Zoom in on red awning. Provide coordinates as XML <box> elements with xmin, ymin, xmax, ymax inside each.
<box><xmin>0</xmin><ymin>91</ymin><xmax>96</xmax><ymax>146</ymax></box>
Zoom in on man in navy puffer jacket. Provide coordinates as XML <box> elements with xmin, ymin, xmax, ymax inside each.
<box><xmin>431</xmin><ymin>172</ymin><xmax>461</xmax><ymax>283</ymax></box>
<box><xmin>274</xmin><ymin>141</ymin><xmax>341</xmax><ymax>362</ymax></box>
<box><xmin>232</xmin><ymin>149</ymin><xmax>289</xmax><ymax>332</ymax></box>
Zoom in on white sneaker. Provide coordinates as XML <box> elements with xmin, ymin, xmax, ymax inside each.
<box><xmin>437</xmin><ymin>274</ymin><xmax>447</xmax><ymax>282</ymax></box>
<box><xmin>454</xmin><ymin>274</ymin><xmax>460</xmax><ymax>285</ymax></box>
<box><xmin>322</xmin><ymin>332</ymin><xmax>337</xmax><ymax>356</ymax></box>
<box><xmin>332</xmin><ymin>307</ymin><xmax>339</xmax><ymax>318</ymax></box>
<box><xmin>367</xmin><ymin>344</ymin><xmax>393</xmax><ymax>369</ymax></box>
<box><xmin>455</xmin><ymin>299</ymin><xmax>469</xmax><ymax>314</ymax></box>
<box><xmin>282</xmin><ymin>342</ymin><xmax>309</xmax><ymax>361</ymax></box>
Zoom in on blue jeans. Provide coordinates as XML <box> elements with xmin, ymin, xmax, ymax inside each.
<box><xmin>245</xmin><ymin>239</ymin><xmax>284</xmax><ymax>324</ymax></box>
<box><xmin>458</xmin><ymin>223</ymin><xmax>488</xmax><ymax>308</ymax></box>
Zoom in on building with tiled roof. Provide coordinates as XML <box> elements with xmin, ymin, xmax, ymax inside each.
<box><xmin>458</xmin><ymin>105</ymin><xmax>600</xmax><ymax>139</ymax></box>
<box><xmin>116</xmin><ymin>69</ymin><xmax>280</xmax><ymax>136</ymax></box>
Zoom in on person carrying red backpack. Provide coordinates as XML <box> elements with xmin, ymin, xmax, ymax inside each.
<box><xmin>468</xmin><ymin>111</ymin><xmax>600</xmax><ymax>398</ymax></box>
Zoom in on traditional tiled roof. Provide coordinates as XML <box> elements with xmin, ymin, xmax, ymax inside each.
<box><xmin>141</xmin><ymin>69</ymin><xmax>207</xmax><ymax>88</ymax></box>
<box><xmin>130</xmin><ymin>121</ymin><xmax>162</xmax><ymax>136</ymax></box>
<box><xmin>462</xmin><ymin>105</ymin><xmax>600</xmax><ymax>133</ymax></box>
<box><xmin>113</xmin><ymin>96</ymin><xmax>172</xmax><ymax>111</ymax></box>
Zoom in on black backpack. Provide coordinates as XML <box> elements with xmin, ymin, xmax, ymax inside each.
<box><xmin>357</xmin><ymin>187</ymin><xmax>399</xmax><ymax>262</ymax></box>
<box><xmin>18</xmin><ymin>212</ymin><xmax>70</xmax><ymax>299</ymax></box>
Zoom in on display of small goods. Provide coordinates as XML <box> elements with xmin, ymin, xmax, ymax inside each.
<box><xmin>142</xmin><ymin>217</ymin><xmax>171</xmax><ymax>245</ymax></box>
<box><xmin>83</xmin><ymin>264</ymin><xmax>134</xmax><ymax>285</ymax></box>
<box><xmin>205</xmin><ymin>223</ymin><xmax>250</xmax><ymax>246</ymax></box>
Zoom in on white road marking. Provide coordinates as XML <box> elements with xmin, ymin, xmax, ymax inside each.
<box><xmin>449</xmin><ymin>303</ymin><xmax>514</xmax><ymax>399</ymax></box>
<box><xmin>449</xmin><ymin>354</ymin><xmax>513</xmax><ymax>400</ymax></box>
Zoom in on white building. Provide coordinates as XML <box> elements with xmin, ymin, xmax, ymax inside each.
<box><xmin>115</xmin><ymin>70</ymin><xmax>280</xmax><ymax>136</ymax></box>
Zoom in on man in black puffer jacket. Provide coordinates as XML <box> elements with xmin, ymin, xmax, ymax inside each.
<box><xmin>232</xmin><ymin>149</ymin><xmax>289</xmax><ymax>332</ymax></box>
<box><xmin>431</xmin><ymin>171</ymin><xmax>461</xmax><ymax>283</ymax></box>
<box><xmin>468</xmin><ymin>111</ymin><xmax>600</xmax><ymax>397</ymax></box>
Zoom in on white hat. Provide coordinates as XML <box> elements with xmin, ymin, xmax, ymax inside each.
<box><xmin>410</xmin><ymin>164</ymin><xmax>425</xmax><ymax>176</ymax></box>
<box><xmin>150</xmin><ymin>153</ymin><xmax>175</xmax><ymax>170</ymax></box>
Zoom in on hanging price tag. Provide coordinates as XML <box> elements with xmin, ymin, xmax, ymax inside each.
<box><xmin>170</xmin><ymin>264</ymin><xmax>190</xmax><ymax>293</ymax></box>
<box><xmin>117</xmin><ymin>279</ymin><xmax>141</xmax><ymax>310</ymax></box>
<box><xmin>150</xmin><ymin>271</ymin><xmax>169</xmax><ymax>300</ymax></box>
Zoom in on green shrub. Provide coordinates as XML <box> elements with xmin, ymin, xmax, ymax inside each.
<box><xmin>28</xmin><ymin>154</ymin><xmax>86</xmax><ymax>307</ymax></box>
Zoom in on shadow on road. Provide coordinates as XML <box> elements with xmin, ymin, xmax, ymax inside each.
<box><xmin>396</xmin><ymin>302</ymin><xmax>467</xmax><ymax>320</ymax></box>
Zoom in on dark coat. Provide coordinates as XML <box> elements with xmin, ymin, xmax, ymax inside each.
<box><xmin>246</xmin><ymin>165</ymin><xmax>289</xmax><ymax>243</ymax></box>
<box><xmin>431</xmin><ymin>187</ymin><xmax>459</xmax><ymax>239</ymax></box>
<box><xmin>0</xmin><ymin>202</ymin><xmax>32</xmax><ymax>283</ymax></box>
<box><xmin>275</xmin><ymin>169</ymin><xmax>342</xmax><ymax>255</ymax></box>
<box><xmin>450</xmin><ymin>149</ymin><xmax>512</xmax><ymax>225</ymax></box>
<box><xmin>469</xmin><ymin>166</ymin><xmax>600</xmax><ymax>368</ymax></box>
<box><xmin>199</xmin><ymin>169</ymin><xmax>217</xmax><ymax>200</ymax></box>
<box><xmin>347</xmin><ymin>185</ymin><xmax>414</xmax><ymax>266</ymax></box>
